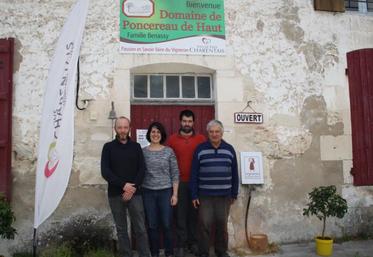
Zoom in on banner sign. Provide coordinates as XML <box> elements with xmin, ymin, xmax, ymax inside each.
<box><xmin>120</xmin><ymin>0</ymin><xmax>225</xmax><ymax>55</ymax></box>
<box><xmin>34</xmin><ymin>0</ymin><xmax>89</xmax><ymax>229</ymax></box>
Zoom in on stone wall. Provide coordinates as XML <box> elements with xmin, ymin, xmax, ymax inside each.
<box><xmin>1</xmin><ymin>0</ymin><xmax>373</xmax><ymax>255</ymax></box>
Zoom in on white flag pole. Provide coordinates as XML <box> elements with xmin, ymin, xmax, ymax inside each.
<box><xmin>33</xmin><ymin>0</ymin><xmax>89</xmax><ymax>254</ymax></box>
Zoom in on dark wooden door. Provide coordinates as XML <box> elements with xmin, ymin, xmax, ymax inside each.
<box><xmin>347</xmin><ymin>48</ymin><xmax>373</xmax><ymax>186</ymax></box>
<box><xmin>130</xmin><ymin>105</ymin><xmax>214</xmax><ymax>141</ymax></box>
<box><xmin>0</xmin><ymin>38</ymin><xmax>14</xmax><ymax>200</ymax></box>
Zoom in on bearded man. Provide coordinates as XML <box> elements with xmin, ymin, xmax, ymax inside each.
<box><xmin>101</xmin><ymin>116</ymin><xmax>151</xmax><ymax>257</ymax></box>
<box><xmin>167</xmin><ymin>110</ymin><xmax>206</xmax><ymax>257</ymax></box>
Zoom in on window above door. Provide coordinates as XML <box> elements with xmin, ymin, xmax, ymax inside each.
<box><xmin>313</xmin><ymin>0</ymin><xmax>373</xmax><ymax>12</ymax></box>
<box><xmin>345</xmin><ymin>0</ymin><xmax>373</xmax><ymax>12</ymax></box>
<box><xmin>132</xmin><ymin>74</ymin><xmax>213</xmax><ymax>103</ymax></box>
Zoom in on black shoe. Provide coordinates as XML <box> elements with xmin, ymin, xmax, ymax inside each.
<box><xmin>216</xmin><ymin>253</ymin><xmax>230</xmax><ymax>257</ymax></box>
<box><xmin>190</xmin><ymin>244</ymin><xmax>199</xmax><ymax>255</ymax></box>
<box><xmin>176</xmin><ymin>248</ymin><xmax>184</xmax><ymax>257</ymax></box>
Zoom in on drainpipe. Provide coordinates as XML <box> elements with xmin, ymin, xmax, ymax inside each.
<box><xmin>245</xmin><ymin>185</ymin><xmax>255</xmax><ymax>247</ymax></box>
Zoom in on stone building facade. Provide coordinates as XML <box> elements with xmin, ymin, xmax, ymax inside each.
<box><xmin>1</xmin><ymin>0</ymin><xmax>373</xmax><ymax>255</ymax></box>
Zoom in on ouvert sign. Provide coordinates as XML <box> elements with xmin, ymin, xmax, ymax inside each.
<box><xmin>234</xmin><ymin>112</ymin><xmax>264</xmax><ymax>124</ymax></box>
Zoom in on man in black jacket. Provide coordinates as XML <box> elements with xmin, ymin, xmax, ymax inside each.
<box><xmin>101</xmin><ymin>116</ymin><xmax>150</xmax><ymax>257</ymax></box>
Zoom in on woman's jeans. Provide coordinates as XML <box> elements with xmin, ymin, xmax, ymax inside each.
<box><xmin>143</xmin><ymin>188</ymin><xmax>174</xmax><ymax>257</ymax></box>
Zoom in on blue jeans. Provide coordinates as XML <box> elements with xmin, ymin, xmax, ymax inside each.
<box><xmin>108</xmin><ymin>195</ymin><xmax>151</xmax><ymax>257</ymax></box>
<box><xmin>143</xmin><ymin>188</ymin><xmax>174</xmax><ymax>257</ymax></box>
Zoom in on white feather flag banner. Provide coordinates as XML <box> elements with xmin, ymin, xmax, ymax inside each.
<box><xmin>34</xmin><ymin>0</ymin><xmax>89</xmax><ymax>229</ymax></box>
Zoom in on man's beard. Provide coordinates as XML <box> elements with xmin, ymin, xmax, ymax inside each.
<box><xmin>117</xmin><ymin>132</ymin><xmax>128</xmax><ymax>141</ymax></box>
<box><xmin>181</xmin><ymin>126</ymin><xmax>193</xmax><ymax>133</ymax></box>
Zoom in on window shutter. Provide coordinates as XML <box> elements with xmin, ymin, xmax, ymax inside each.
<box><xmin>347</xmin><ymin>49</ymin><xmax>373</xmax><ymax>186</ymax></box>
<box><xmin>0</xmin><ymin>38</ymin><xmax>14</xmax><ymax>200</ymax></box>
<box><xmin>314</xmin><ymin>0</ymin><xmax>345</xmax><ymax>12</ymax></box>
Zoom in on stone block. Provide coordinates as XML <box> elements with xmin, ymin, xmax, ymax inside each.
<box><xmin>320</xmin><ymin>135</ymin><xmax>352</xmax><ymax>160</ymax></box>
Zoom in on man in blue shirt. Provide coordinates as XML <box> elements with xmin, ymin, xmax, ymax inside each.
<box><xmin>190</xmin><ymin>120</ymin><xmax>239</xmax><ymax>257</ymax></box>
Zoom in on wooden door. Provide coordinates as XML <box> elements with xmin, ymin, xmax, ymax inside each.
<box><xmin>129</xmin><ymin>104</ymin><xmax>214</xmax><ymax>249</ymax></box>
<box><xmin>130</xmin><ymin>105</ymin><xmax>214</xmax><ymax>141</ymax></box>
<box><xmin>0</xmin><ymin>38</ymin><xmax>14</xmax><ymax>200</ymax></box>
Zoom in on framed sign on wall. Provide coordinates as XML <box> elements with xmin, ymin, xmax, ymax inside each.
<box><xmin>240</xmin><ymin>152</ymin><xmax>264</xmax><ymax>184</ymax></box>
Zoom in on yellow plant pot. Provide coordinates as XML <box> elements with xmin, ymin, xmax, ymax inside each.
<box><xmin>315</xmin><ymin>237</ymin><xmax>333</xmax><ymax>256</ymax></box>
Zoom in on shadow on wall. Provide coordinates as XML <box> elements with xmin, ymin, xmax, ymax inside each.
<box><xmin>271</xmin><ymin>95</ymin><xmax>344</xmax><ymax>201</ymax></box>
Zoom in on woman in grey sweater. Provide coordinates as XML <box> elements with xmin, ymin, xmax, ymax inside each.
<box><xmin>142</xmin><ymin>121</ymin><xmax>179</xmax><ymax>257</ymax></box>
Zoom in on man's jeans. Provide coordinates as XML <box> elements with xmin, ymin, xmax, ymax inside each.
<box><xmin>175</xmin><ymin>181</ymin><xmax>198</xmax><ymax>248</ymax></box>
<box><xmin>143</xmin><ymin>188</ymin><xmax>174</xmax><ymax>257</ymax></box>
<box><xmin>108</xmin><ymin>195</ymin><xmax>150</xmax><ymax>257</ymax></box>
<box><xmin>198</xmin><ymin>196</ymin><xmax>231</xmax><ymax>257</ymax></box>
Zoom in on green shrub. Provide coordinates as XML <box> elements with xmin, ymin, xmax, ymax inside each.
<box><xmin>83</xmin><ymin>249</ymin><xmax>115</xmax><ymax>257</ymax></box>
<box><xmin>38</xmin><ymin>215</ymin><xmax>114</xmax><ymax>255</ymax></box>
<box><xmin>0</xmin><ymin>193</ymin><xmax>17</xmax><ymax>239</ymax></box>
<box><xmin>39</xmin><ymin>244</ymin><xmax>74</xmax><ymax>257</ymax></box>
<box><xmin>12</xmin><ymin>253</ymin><xmax>34</xmax><ymax>257</ymax></box>
<box><xmin>12</xmin><ymin>246</ymin><xmax>116</xmax><ymax>257</ymax></box>
<box><xmin>303</xmin><ymin>185</ymin><xmax>348</xmax><ymax>238</ymax></box>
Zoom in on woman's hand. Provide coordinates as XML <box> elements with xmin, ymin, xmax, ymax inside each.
<box><xmin>171</xmin><ymin>194</ymin><xmax>178</xmax><ymax>206</ymax></box>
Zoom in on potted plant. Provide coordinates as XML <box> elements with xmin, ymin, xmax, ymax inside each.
<box><xmin>0</xmin><ymin>193</ymin><xmax>17</xmax><ymax>240</ymax></box>
<box><xmin>303</xmin><ymin>185</ymin><xmax>348</xmax><ymax>257</ymax></box>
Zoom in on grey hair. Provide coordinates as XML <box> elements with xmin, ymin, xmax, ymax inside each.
<box><xmin>206</xmin><ymin>119</ymin><xmax>224</xmax><ymax>132</ymax></box>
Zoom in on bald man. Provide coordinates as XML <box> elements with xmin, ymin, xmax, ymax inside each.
<box><xmin>101</xmin><ymin>116</ymin><xmax>151</xmax><ymax>257</ymax></box>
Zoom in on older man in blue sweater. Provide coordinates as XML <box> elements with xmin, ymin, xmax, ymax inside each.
<box><xmin>190</xmin><ymin>120</ymin><xmax>239</xmax><ymax>257</ymax></box>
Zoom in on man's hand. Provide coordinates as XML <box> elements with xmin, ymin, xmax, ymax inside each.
<box><xmin>122</xmin><ymin>183</ymin><xmax>136</xmax><ymax>201</ymax></box>
<box><xmin>122</xmin><ymin>190</ymin><xmax>134</xmax><ymax>201</ymax></box>
<box><xmin>192</xmin><ymin>199</ymin><xmax>200</xmax><ymax>209</ymax></box>
<box><xmin>123</xmin><ymin>183</ymin><xmax>136</xmax><ymax>194</ymax></box>
<box><xmin>171</xmin><ymin>195</ymin><xmax>178</xmax><ymax>206</ymax></box>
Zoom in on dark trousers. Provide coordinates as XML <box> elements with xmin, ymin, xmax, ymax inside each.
<box><xmin>108</xmin><ymin>195</ymin><xmax>150</xmax><ymax>257</ymax></box>
<box><xmin>175</xmin><ymin>181</ymin><xmax>198</xmax><ymax>248</ymax></box>
<box><xmin>143</xmin><ymin>188</ymin><xmax>174</xmax><ymax>257</ymax></box>
<box><xmin>198</xmin><ymin>196</ymin><xmax>231</xmax><ymax>257</ymax></box>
